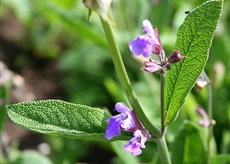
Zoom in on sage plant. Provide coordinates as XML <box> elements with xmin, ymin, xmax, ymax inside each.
<box><xmin>6</xmin><ymin>0</ymin><xmax>223</xmax><ymax>163</ymax></box>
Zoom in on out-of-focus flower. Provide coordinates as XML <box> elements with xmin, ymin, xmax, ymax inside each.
<box><xmin>105</xmin><ymin>102</ymin><xmax>142</xmax><ymax>139</ymax></box>
<box><xmin>124</xmin><ymin>129</ymin><xmax>148</xmax><ymax>156</ymax></box>
<box><xmin>196</xmin><ymin>76</ymin><xmax>208</xmax><ymax>90</ymax></box>
<box><xmin>129</xmin><ymin>19</ymin><xmax>162</xmax><ymax>57</ymax></box>
<box><xmin>196</xmin><ymin>106</ymin><xmax>216</xmax><ymax>128</ymax></box>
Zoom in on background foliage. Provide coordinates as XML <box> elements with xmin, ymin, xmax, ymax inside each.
<box><xmin>1</xmin><ymin>0</ymin><xmax>229</xmax><ymax>163</ymax></box>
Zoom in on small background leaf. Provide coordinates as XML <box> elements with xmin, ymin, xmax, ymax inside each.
<box><xmin>19</xmin><ymin>150</ymin><xmax>52</xmax><ymax>164</ymax></box>
<box><xmin>211</xmin><ymin>155</ymin><xmax>230</xmax><ymax>164</ymax></box>
<box><xmin>164</xmin><ymin>0</ymin><xmax>223</xmax><ymax>125</ymax></box>
<box><xmin>170</xmin><ymin>121</ymin><xmax>205</xmax><ymax>164</ymax></box>
<box><xmin>6</xmin><ymin>100</ymin><xmax>128</xmax><ymax>141</ymax></box>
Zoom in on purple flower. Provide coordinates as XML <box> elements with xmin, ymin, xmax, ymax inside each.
<box><xmin>105</xmin><ymin>102</ymin><xmax>142</xmax><ymax>140</ymax></box>
<box><xmin>124</xmin><ymin>130</ymin><xmax>147</xmax><ymax>156</ymax></box>
<box><xmin>129</xmin><ymin>19</ymin><xmax>162</xmax><ymax>57</ymax></box>
<box><xmin>105</xmin><ymin>102</ymin><xmax>149</xmax><ymax>156</ymax></box>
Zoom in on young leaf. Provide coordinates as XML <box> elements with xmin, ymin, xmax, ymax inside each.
<box><xmin>6</xmin><ymin>100</ymin><xmax>128</xmax><ymax>141</ymax></box>
<box><xmin>164</xmin><ymin>0</ymin><xmax>223</xmax><ymax>126</ymax></box>
<box><xmin>171</xmin><ymin>121</ymin><xmax>205</xmax><ymax>164</ymax></box>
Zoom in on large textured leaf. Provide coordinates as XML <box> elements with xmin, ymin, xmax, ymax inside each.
<box><xmin>6</xmin><ymin>100</ymin><xmax>128</xmax><ymax>141</ymax></box>
<box><xmin>164</xmin><ymin>0</ymin><xmax>223</xmax><ymax>125</ymax></box>
<box><xmin>171</xmin><ymin>121</ymin><xmax>205</xmax><ymax>164</ymax></box>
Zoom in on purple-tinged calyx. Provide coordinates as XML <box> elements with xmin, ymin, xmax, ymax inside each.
<box><xmin>129</xmin><ymin>19</ymin><xmax>162</xmax><ymax>57</ymax></box>
<box><xmin>142</xmin><ymin>59</ymin><xmax>161</xmax><ymax>73</ymax></box>
<box><xmin>168</xmin><ymin>50</ymin><xmax>185</xmax><ymax>63</ymax></box>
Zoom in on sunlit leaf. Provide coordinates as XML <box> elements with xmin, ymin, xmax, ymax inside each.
<box><xmin>6</xmin><ymin>100</ymin><xmax>129</xmax><ymax>141</ymax></box>
<box><xmin>164</xmin><ymin>0</ymin><xmax>223</xmax><ymax>125</ymax></box>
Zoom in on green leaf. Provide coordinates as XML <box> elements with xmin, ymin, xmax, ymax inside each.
<box><xmin>20</xmin><ymin>150</ymin><xmax>52</xmax><ymax>164</ymax></box>
<box><xmin>46</xmin><ymin>4</ymin><xmax>107</xmax><ymax>48</ymax></box>
<box><xmin>211</xmin><ymin>155</ymin><xmax>230</xmax><ymax>164</ymax></box>
<box><xmin>171</xmin><ymin>121</ymin><xmax>205</xmax><ymax>164</ymax></box>
<box><xmin>0</xmin><ymin>86</ymin><xmax>8</xmax><ymax>131</ymax></box>
<box><xmin>164</xmin><ymin>0</ymin><xmax>223</xmax><ymax>125</ymax></box>
<box><xmin>6</xmin><ymin>100</ymin><xmax>126</xmax><ymax>141</ymax></box>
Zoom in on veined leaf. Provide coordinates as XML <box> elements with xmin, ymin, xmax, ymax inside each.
<box><xmin>6</xmin><ymin>100</ymin><xmax>129</xmax><ymax>141</ymax></box>
<box><xmin>164</xmin><ymin>0</ymin><xmax>223</xmax><ymax>126</ymax></box>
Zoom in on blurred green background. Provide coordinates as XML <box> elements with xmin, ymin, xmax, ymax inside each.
<box><xmin>1</xmin><ymin>0</ymin><xmax>229</xmax><ymax>163</ymax></box>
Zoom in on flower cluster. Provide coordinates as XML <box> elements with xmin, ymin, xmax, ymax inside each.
<box><xmin>105</xmin><ymin>19</ymin><xmax>185</xmax><ymax>156</ymax></box>
<box><xmin>105</xmin><ymin>102</ymin><xmax>148</xmax><ymax>156</ymax></box>
<box><xmin>129</xmin><ymin>19</ymin><xmax>185</xmax><ymax>73</ymax></box>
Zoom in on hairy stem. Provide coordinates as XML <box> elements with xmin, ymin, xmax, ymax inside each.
<box><xmin>99</xmin><ymin>17</ymin><xmax>162</xmax><ymax>137</ymax></box>
<box><xmin>158</xmin><ymin>50</ymin><xmax>166</xmax><ymax>132</ymax></box>
<box><xmin>155</xmin><ymin>136</ymin><xmax>172</xmax><ymax>164</ymax></box>
<box><xmin>160</xmin><ymin>73</ymin><xmax>166</xmax><ymax>132</ymax></box>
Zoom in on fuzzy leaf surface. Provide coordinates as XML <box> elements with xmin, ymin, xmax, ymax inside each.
<box><xmin>164</xmin><ymin>0</ymin><xmax>223</xmax><ymax>125</ymax></box>
<box><xmin>6</xmin><ymin>100</ymin><xmax>129</xmax><ymax>141</ymax></box>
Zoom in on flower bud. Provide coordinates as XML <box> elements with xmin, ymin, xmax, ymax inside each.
<box><xmin>83</xmin><ymin>0</ymin><xmax>114</xmax><ymax>22</ymax></box>
<box><xmin>142</xmin><ymin>59</ymin><xmax>161</xmax><ymax>73</ymax></box>
<box><xmin>168</xmin><ymin>50</ymin><xmax>185</xmax><ymax>63</ymax></box>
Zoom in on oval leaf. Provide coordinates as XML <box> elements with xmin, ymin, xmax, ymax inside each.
<box><xmin>164</xmin><ymin>0</ymin><xmax>223</xmax><ymax>126</ymax></box>
<box><xmin>6</xmin><ymin>100</ymin><xmax>119</xmax><ymax>141</ymax></box>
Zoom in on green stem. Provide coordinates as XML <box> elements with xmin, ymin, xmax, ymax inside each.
<box><xmin>160</xmin><ymin>73</ymin><xmax>166</xmax><ymax>132</ymax></box>
<box><xmin>202</xmin><ymin>71</ymin><xmax>212</xmax><ymax>164</ymax></box>
<box><xmin>155</xmin><ymin>136</ymin><xmax>172</xmax><ymax>164</ymax></box>
<box><xmin>100</xmin><ymin>17</ymin><xmax>161</xmax><ymax>137</ymax></box>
